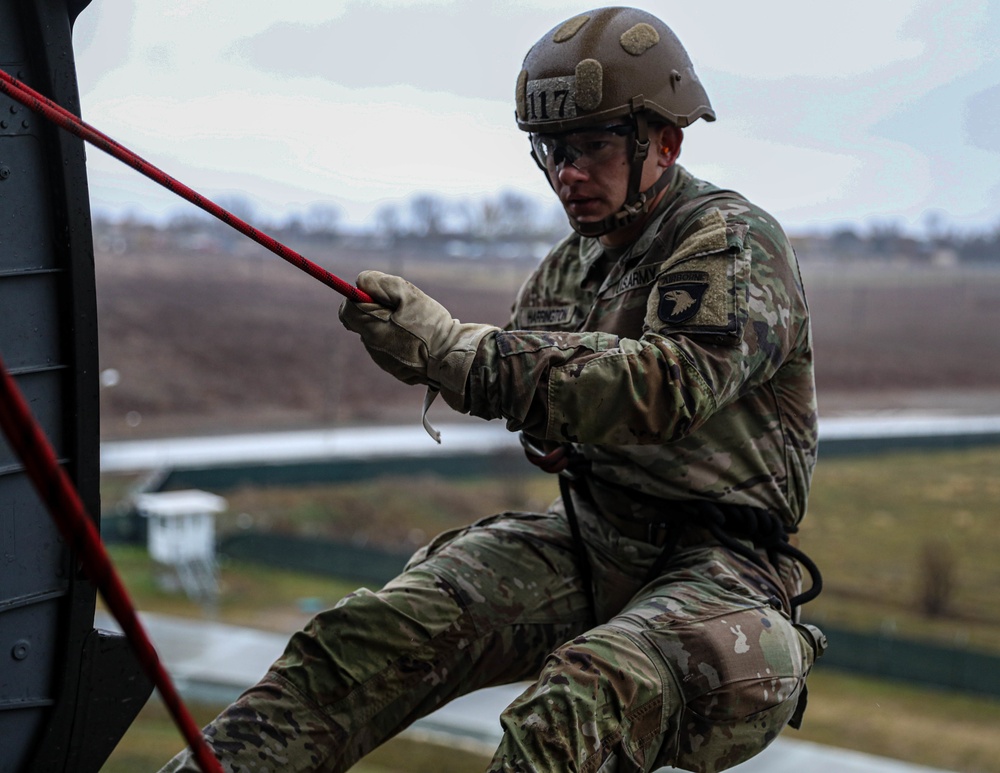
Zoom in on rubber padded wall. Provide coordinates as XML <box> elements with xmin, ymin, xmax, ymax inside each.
<box><xmin>0</xmin><ymin>2</ymin><xmax>152</xmax><ymax>771</ymax></box>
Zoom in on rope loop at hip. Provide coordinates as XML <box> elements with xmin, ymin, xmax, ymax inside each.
<box><xmin>522</xmin><ymin>434</ymin><xmax>826</xmax><ymax>617</ymax></box>
<box><xmin>697</xmin><ymin>501</ymin><xmax>823</xmax><ymax>611</ymax></box>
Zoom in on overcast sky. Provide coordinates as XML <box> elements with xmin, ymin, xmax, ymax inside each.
<box><xmin>71</xmin><ymin>0</ymin><xmax>1000</xmax><ymax>236</ymax></box>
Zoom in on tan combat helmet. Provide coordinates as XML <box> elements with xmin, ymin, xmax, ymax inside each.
<box><xmin>516</xmin><ymin>7</ymin><xmax>715</xmax><ymax>236</ymax></box>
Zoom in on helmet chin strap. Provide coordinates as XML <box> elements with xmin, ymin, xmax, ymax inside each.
<box><xmin>567</xmin><ymin>103</ymin><xmax>671</xmax><ymax>239</ymax></box>
<box><xmin>569</xmin><ymin>168</ymin><xmax>672</xmax><ymax>238</ymax></box>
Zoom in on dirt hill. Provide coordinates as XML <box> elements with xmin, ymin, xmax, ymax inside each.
<box><xmin>94</xmin><ymin>244</ymin><xmax>1000</xmax><ymax>440</ymax></box>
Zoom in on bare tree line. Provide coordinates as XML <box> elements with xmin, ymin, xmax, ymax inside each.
<box><xmin>93</xmin><ymin>191</ymin><xmax>1000</xmax><ymax>266</ymax></box>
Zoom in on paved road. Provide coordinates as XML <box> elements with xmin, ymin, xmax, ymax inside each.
<box><xmin>98</xmin><ymin>612</ymin><xmax>958</xmax><ymax>773</ymax></box>
<box><xmin>100</xmin><ymin>415</ymin><xmax>1000</xmax><ymax>473</ymax></box>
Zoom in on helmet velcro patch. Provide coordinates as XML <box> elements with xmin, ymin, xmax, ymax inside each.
<box><xmin>574</xmin><ymin>59</ymin><xmax>603</xmax><ymax>112</ymax></box>
<box><xmin>553</xmin><ymin>14</ymin><xmax>590</xmax><ymax>43</ymax></box>
<box><xmin>518</xmin><ymin>7</ymin><xmax>714</xmax><ymax>132</ymax></box>
<box><xmin>620</xmin><ymin>23</ymin><xmax>660</xmax><ymax>56</ymax></box>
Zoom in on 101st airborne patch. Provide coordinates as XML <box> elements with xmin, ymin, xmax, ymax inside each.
<box><xmin>655</xmin><ymin>271</ymin><xmax>710</xmax><ymax>324</ymax></box>
<box><xmin>644</xmin><ymin>231</ymin><xmax>749</xmax><ymax>340</ymax></box>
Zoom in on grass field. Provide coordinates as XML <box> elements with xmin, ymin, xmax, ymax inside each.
<box><xmin>802</xmin><ymin>445</ymin><xmax>1000</xmax><ymax>651</ymax></box>
<box><xmin>99</xmin><ymin>444</ymin><xmax>1000</xmax><ymax>771</ymax></box>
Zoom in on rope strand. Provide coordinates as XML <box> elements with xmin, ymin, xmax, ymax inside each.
<box><xmin>0</xmin><ymin>67</ymin><xmax>372</xmax><ymax>304</ymax></box>
<box><xmin>0</xmin><ymin>354</ymin><xmax>224</xmax><ymax>773</ymax></box>
<box><xmin>0</xmin><ymin>63</ymin><xmax>383</xmax><ymax>772</ymax></box>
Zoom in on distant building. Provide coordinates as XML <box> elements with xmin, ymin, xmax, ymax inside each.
<box><xmin>135</xmin><ymin>489</ymin><xmax>227</xmax><ymax>603</ymax></box>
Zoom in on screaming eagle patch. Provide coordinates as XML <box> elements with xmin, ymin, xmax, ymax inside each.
<box><xmin>643</xmin><ymin>211</ymin><xmax>750</xmax><ymax>340</ymax></box>
<box><xmin>644</xmin><ymin>254</ymin><xmax>747</xmax><ymax>340</ymax></box>
<box><xmin>656</xmin><ymin>271</ymin><xmax>709</xmax><ymax>324</ymax></box>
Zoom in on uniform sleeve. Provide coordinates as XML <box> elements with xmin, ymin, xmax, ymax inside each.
<box><xmin>464</xmin><ymin>208</ymin><xmax>808</xmax><ymax>445</ymax></box>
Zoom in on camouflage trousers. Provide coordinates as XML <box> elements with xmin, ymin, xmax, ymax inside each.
<box><xmin>158</xmin><ymin>488</ymin><xmax>817</xmax><ymax>773</ymax></box>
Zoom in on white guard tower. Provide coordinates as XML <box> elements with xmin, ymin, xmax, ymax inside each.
<box><xmin>135</xmin><ymin>489</ymin><xmax>227</xmax><ymax>604</ymax></box>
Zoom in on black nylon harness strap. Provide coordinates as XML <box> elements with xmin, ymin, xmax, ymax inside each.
<box><xmin>558</xmin><ymin>474</ymin><xmax>598</xmax><ymax>627</ymax></box>
<box><xmin>584</xmin><ymin>472</ymin><xmax>824</xmax><ymax>612</ymax></box>
<box><xmin>526</xmin><ymin>433</ymin><xmax>823</xmax><ymax>616</ymax></box>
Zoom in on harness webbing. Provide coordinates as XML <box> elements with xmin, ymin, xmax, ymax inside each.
<box><xmin>591</xmin><ymin>474</ymin><xmax>823</xmax><ymax>611</ymax></box>
<box><xmin>559</xmin><ymin>475</ymin><xmax>598</xmax><ymax>627</ymax></box>
<box><xmin>525</xmin><ymin>435</ymin><xmax>823</xmax><ymax>618</ymax></box>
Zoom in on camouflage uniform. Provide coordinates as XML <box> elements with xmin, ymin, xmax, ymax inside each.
<box><xmin>158</xmin><ymin>164</ymin><xmax>820</xmax><ymax>773</ymax></box>
<box><xmin>468</xmin><ymin>163</ymin><xmax>816</xmax><ymax>530</ymax></box>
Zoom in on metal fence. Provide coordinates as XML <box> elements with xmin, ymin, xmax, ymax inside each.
<box><xmin>219</xmin><ymin>531</ymin><xmax>411</xmax><ymax>587</ymax></box>
<box><xmin>208</xmin><ymin>530</ymin><xmax>1000</xmax><ymax>701</ymax></box>
<box><xmin>816</xmin><ymin>624</ymin><xmax>1000</xmax><ymax>699</ymax></box>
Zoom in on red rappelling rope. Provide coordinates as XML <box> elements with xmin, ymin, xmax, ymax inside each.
<box><xmin>0</xmin><ymin>353</ymin><xmax>224</xmax><ymax>773</ymax></box>
<box><xmin>0</xmin><ymin>67</ymin><xmax>373</xmax><ymax>304</ymax></box>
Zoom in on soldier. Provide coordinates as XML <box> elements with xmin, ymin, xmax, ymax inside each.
<box><xmin>159</xmin><ymin>7</ymin><xmax>824</xmax><ymax>772</ymax></box>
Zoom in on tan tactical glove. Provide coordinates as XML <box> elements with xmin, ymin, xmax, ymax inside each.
<box><xmin>338</xmin><ymin>271</ymin><xmax>499</xmax><ymax>409</ymax></box>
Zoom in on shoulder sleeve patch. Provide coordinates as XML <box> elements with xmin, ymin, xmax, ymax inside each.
<box><xmin>644</xmin><ymin>214</ymin><xmax>751</xmax><ymax>340</ymax></box>
<box><xmin>652</xmin><ymin>271</ymin><xmax>710</xmax><ymax>324</ymax></box>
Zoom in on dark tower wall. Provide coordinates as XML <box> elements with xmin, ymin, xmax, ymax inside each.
<box><xmin>0</xmin><ymin>2</ymin><xmax>152</xmax><ymax>771</ymax></box>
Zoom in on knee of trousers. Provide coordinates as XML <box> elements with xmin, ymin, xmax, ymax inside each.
<box><xmin>648</xmin><ymin>604</ymin><xmax>815</xmax><ymax>773</ymax></box>
<box><xmin>273</xmin><ymin>567</ymin><xmax>477</xmax><ymax>716</ymax></box>
<box><xmin>497</xmin><ymin>604</ymin><xmax>815</xmax><ymax>773</ymax></box>
<box><xmin>497</xmin><ymin>626</ymin><xmax>670</xmax><ymax>773</ymax></box>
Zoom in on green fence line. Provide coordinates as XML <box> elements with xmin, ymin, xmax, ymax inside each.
<box><xmin>220</xmin><ymin>531</ymin><xmax>411</xmax><ymax>587</ymax></box>
<box><xmin>818</xmin><ymin>431</ymin><xmax>1000</xmax><ymax>458</ymax></box>
<box><xmin>816</xmin><ymin>624</ymin><xmax>1000</xmax><ymax>699</ymax></box>
<box><xmin>211</xmin><ymin>531</ymin><xmax>1000</xmax><ymax>701</ymax></box>
<box><xmin>157</xmin><ymin>449</ymin><xmax>531</xmax><ymax>492</ymax></box>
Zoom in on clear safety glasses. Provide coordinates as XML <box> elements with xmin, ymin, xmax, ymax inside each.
<box><xmin>529</xmin><ymin>123</ymin><xmax>633</xmax><ymax>172</ymax></box>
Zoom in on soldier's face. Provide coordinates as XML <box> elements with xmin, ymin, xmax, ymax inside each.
<box><xmin>548</xmin><ymin>136</ymin><xmax>633</xmax><ymax>226</ymax></box>
<box><xmin>548</xmin><ymin>123</ymin><xmax>682</xmax><ymax>245</ymax></box>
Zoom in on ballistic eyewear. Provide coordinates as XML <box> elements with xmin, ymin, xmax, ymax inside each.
<box><xmin>529</xmin><ymin>124</ymin><xmax>634</xmax><ymax>172</ymax></box>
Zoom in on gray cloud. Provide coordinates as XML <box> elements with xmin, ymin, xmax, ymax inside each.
<box><xmin>74</xmin><ymin>0</ymin><xmax>134</xmax><ymax>80</ymax></box>
<box><xmin>229</xmin><ymin>5</ymin><xmax>557</xmax><ymax>101</ymax></box>
<box><xmin>965</xmin><ymin>84</ymin><xmax>1000</xmax><ymax>152</ymax></box>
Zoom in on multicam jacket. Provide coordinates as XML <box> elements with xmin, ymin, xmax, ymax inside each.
<box><xmin>466</xmin><ymin>164</ymin><xmax>817</xmax><ymax>529</ymax></box>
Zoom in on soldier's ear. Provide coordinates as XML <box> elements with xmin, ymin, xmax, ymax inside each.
<box><xmin>657</xmin><ymin>124</ymin><xmax>684</xmax><ymax>167</ymax></box>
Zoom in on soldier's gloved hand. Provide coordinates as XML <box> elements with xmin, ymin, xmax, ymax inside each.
<box><xmin>338</xmin><ymin>271</ymin><xmax>499</xmax><ymax>408</ymax></box>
